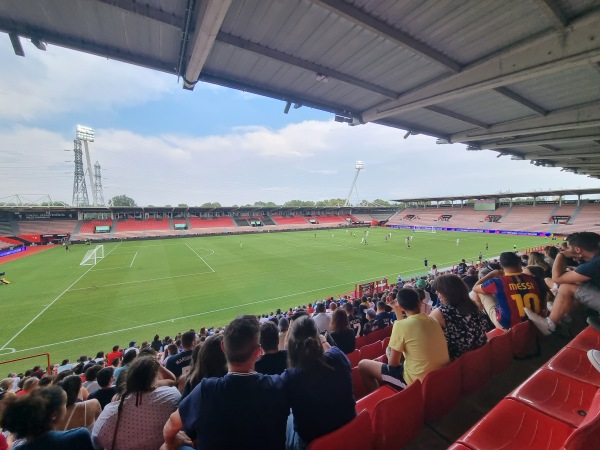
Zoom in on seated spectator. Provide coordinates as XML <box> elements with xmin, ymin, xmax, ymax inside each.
<box><xmin>165</xmin><ymin>331</ymin><xmax>197</xmax><ymax>379</ymax></box>
<box><xmin>374</xmin><ymin>300</ymin><xmax>393</xmax><ymax>328</ymax></box>
<box><xmin>473</xmin><ymin>251</ymin><xmax>545</xmax><ymax>330</ymax></box>
<box><xmin>88</xmin><ymin>367</ymin><xmax>117</xmax><ymax>410</ymax></box>
<box><xmin>150</xmin><ymin>334</ymin><xmax>163</xmax><ymax>352</ymax></box>
<box><xmin>278</xmin><ymin>317</ymin><xmax>289</xmax><ymax>350</ymax></box>
<box><xmin>429</xmin><ymin>274</ymin><xmax>488</xmax><ymax>360</ymax></box>
<box><xmin>106</xmin><ymin>346</ymin><xmax>122</xmax><ymax>366</ymax></box>
<box><xmin>181</xmin><ymin>334</ymin><xmax>227</xmax><ymax>399</ymax></box>
<box><xmin>329</xmin><ymin>309</ymin><xmax>356</xmax><ymax>354</ymax></box>
<box><xmin>92</xmin><ymin>356</ymin><xmax>181</xmax><ymax>450</ymax></box>
<box><xmin>361</xmin><ymin>309</ymin><xmax>378</xmax><ymax>336</ymax></box>
<box><xmin>113</xmin><ymin>348</ymin><xmax>137</xmax><ymax>386</ymax></box>
<box><xmin>523</xmin><ymin>265</ymin><xmax>554</xmax><ymax>303</ymax></box>
<box><xmin>57</xmin><ymin>359</ymin><xmax>73</xmax><ymax>374</ymax></box>
<box><xmin>462</xmin><ymin>268</ymin><xmax>479</xmax><ymax>291</ymax></box>
<box><xmin>526</xmin><ymin>232</ymin><xmax>600</xmax><ymax>335</ymax></box>
<box><xmin>256</xmin><ymin>322</ymin><xmax>288</xmax><ymax>375</ymax></box>
<box><xmin>344</xmin><ymin>301</ymin><xmax>362</xmax><ymax>337</ymax></box>
<box><xmin>1</xmin><ymin>386</ymin><xmax>94</xmax><ymax>449</ymax></box>
<box><xmin>283</xmin><ymin>315</ymin><xmax>355</xmax><ymax>450</ymax></box>
<box><xmin>55</xmin><ymin>375</ymin><xmax>101</xmax><ymax>432</ymax></box>
<box><xmin>358</xmin><ymin>289</ymin><xmax>449</xmax><ymax>392</ymax></box>
<box><xmin>16</xmin><ymin>377</ymin><xmax>39</xmax><ymax>396</ymax></box>
<box><xmin>544</xmin><ymin>245</ymin><xmax>559</xmax><ymax>267</ymax></box>
<box><xmin>528</xmin><ymin>251</ymin><xmax>552</xmax><ymax>277</ymax></box>
<box><xmin>83</xmin><ymin>365</ymin><xmax>102</xmax><ymax>396</ymax></box>
<box><xmin>163</xmin><ymin>315</ymin><xmax>290</xmax><ymax>450</ymax></box>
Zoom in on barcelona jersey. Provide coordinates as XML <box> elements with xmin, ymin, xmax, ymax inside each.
<box><xmin>481</xmin><ymin>273</ymin><xmax>544</xmax><ymax>329</ymax></box>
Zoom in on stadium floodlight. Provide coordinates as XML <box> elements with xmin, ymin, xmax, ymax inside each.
<box><xmin>76</xmin><ymin>125</ymin><xmax>95</xmax><ymax>142</ymax></box>
<box><xmin>344</xmin><ymin>161</ymin><xmax>364</xmax><ymax>207</ymax></box>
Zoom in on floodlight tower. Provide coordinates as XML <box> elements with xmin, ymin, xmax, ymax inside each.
<box><xmin>72</xmin><ymin>139</ymin><xmax>89</xmax><ymax>206</ymax></box>
<box><xmin>344</xmin><ymin>161</ymin><xmax>364</xmax><ymax>207</ymax></box>
<box><xmin>76</xmin><ymin>125</ymin><xmax>97</xmax><ymax>206</ymax></box>
<box><xmin>93</xmin><ymin>161</ymin><xmax>105</xmax><ymax>206</ymax></box>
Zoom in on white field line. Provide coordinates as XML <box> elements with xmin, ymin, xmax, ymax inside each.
<box><xmin>68</xmin><ymin>271</ymin><xmax>214</xmax><ymax>292</ymax></box>
<box><xmin>0</xmin><ymin>242</ymin><xmax>122</xmax><ymax>350</ymax></box>
<box><xmin>185</xmin><ymin>243</ymin><xmax>215</xmax><ymax>273</ymax></box>
<box><xmin>92</xmin><ymin>266</ymin><xmax>133</xmax><ymax>272</ymax></box>
<box><xmin>129</xmin><ymin>252</ymin><xmax>138</xmax><ymax>268</ymax></box>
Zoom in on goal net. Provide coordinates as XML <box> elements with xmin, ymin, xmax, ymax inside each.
<box><xmin>80</xmin><ymin>245</ymin><xmax>105</xmax><ymax>266</ymax></box>
<box><xmin>414</xmin><ymin>226</ymin><xmax>436</xmax><ymax>233</ymax></box>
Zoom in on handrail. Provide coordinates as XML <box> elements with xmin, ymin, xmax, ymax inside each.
<box><xmin>0</xmin><ymin>353</ymin><xmax>52</xmax><ymax>375</ymax></box>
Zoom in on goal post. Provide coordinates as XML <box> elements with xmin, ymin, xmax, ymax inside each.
<box><xmin>414</xmin><ymin>226</ymin><xmax>436</xmax><ymax>233</ymax></box>
<box><xmin>80</xmin><ymin>245</ymin><xmax>105</xmax><ymax>266</ymax></box>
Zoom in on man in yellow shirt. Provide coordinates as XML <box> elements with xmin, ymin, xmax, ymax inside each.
<box><xmin>358</xmin><ymin>288</ymin><xmax>449</xmax><ymax>392</ymax></box>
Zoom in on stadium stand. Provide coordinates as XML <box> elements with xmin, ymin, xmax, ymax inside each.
<box><xmin>17</xmin><ymin>219</ymin><xmax>77</xmax><ymax>234</ymax></box>
<box><xmin>188</xmin><ymin>217</ymin><xmax>235</xmax><ymax>229</ymax></box>
<box><xmin>495</xmin><ymin>205</ymin><xmax>556</xmax><ymax>232</ymax></box>
<box><xmin>115</xmin><ymin>218</ymin><xmax>170</xmax><ymax>232</ymax></box>
<box><xmin>312</xmin><ymin>215</ymin><xmax>346</xmax><ymax>224</ymax></box>
<box><xmin>79</xmin><ymin>219</ymin><xmax>113</xmax><ymax>234</ymax></box>
<box><xmin>555</xmin><ymin>203</ymin><xmax>600</xmax><ymax>234</ymax></box>
<box><xmin>271</xmin><ymin>215</ymin><xmax>309</xmax><ymax>225</ymax></box>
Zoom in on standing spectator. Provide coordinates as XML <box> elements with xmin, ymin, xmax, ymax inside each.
<box><xmin>526</xmin><ymin>232</ymin><xmax>600</xmax><ymax>335</ymax></box>
<box><xmin>88</xmin><ymin>367</ymin><xmax>117</xmax><ymax>410</ymax></box>
<box><xmin>256</xmin><ymin>322</ymin><xmax>288</xmax><ymax>375</ymax></box>
<box><xmin>430</xmin><ymin>274</ymin><xmax>488</xmax><ymax>360</ymax></box>
<box><xmin>473</xmin><ymin>251</ymin><xmax>545</xmax><ymax>330</ymax></box>
<box><xmin>329</xmin><ymin>309</ymin><xmax>356</xmax><ymax>354</ymax></box>
<box><xmin>283</xmin><ymin>315</ymin><xmax>355</xmax><ymax>449</ymax></box>
<box><xmin>1</xmin><ymin>387</ymin><xmax>94</xmax><ymax>450</ymax></box>
<box><xmin>92</xmin><ymin>356</ymin><xmax>181</xmax><ymax>450</ymax></box>
<box><xmin>165</xmin><ymin>331</ymin><xmax>197</xmax><ymax>379</ymax></box>
<box><xmin>358</xmin><ymin>289</ymin><xmax>449</xmax><ymax>392</ymax></box>
<box><xmin>163</xmin><ymin>315</ymin><xmax>290</xmax><ymax>450</ymax></box>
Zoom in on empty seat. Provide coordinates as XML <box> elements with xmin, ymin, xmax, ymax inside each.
<box><xmin>461</xmin><ymin>343</ymin><xmax>492</xmax><ymax>394</ymax></box>
<box><xmin>372</xmin><ymin>380</ymin><xmax>424</xmax><ymax>450</ymax></box>
<box><xmin>352</xmin><ymin>366</ymin><xmax>369</xmax><ymax>400</ymax></box>
<box><xmin>564</xmin><ymin>391</ymin><xmax>600</xmax><ymax>450</ymax></box>
<box><xmin>457</xmin><ymin>399</ymin><xmax>574</xmax><ymax>450</ymax></box>
<box><xmin>567</xmin><ymin>326</ymin><xmax>600</xmax><ymax>352</ymax></box>
<box><xmin>422</xmin><ymin>359</ymin><xmax>462</xmax><ymax>422</ymax></box>
<box><xmin>511</xmin><ymin>320</ymin><xmax>538</xmax><ymax>359</ymax></box>
<box><xmin>488</xmin><ymin>328</ymin><xmax>513</xmax><ymax>373</ymax></box>
<box><xmin>545</xmin><ymin>347</ymin><xmax>600</xmax><ymax>387</ymax></box>
<box><xmin>360</xmin><ymin>341</ymin><xmax>383</xmax><ymax>361</ymax></box>
<box><xmin>355</xmin><ymin>385</ymin><xmax>397</xmax><ymax>415</ymax></box>
<box><xmin>355</xmin><ymin>335</ymin><xmax>369</xmax><ymax>349</ymax></box>
<box><xmin>381</xmin><ymin>337</ymin><xmax>390</xmax><ymax>352</ymax></box>
<box><xmin>346</xmin><ymin>350</ymin><xmax>361</xmax><ymax>368</ymax></box>
<box><xmin>307</xmin><ymin>410</ymin><xmax>374</xmax><ymax>450</ymax></box>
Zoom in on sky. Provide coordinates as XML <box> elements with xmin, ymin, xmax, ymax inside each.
<box><xmin>0</xmin><ymin>37</ymin><xmax>598</xmax><ymax>207</ymax></box>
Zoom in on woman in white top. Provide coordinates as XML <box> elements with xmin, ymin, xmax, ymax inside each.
<box><xmin>54</xmin><ymin>375</ymin><xmax>101</xmax><ymax>432</ymax></box>
<box><xmin>92</xmin><ymin>356</ymin><xmax>181</xmax><ymax>450</ymax></box>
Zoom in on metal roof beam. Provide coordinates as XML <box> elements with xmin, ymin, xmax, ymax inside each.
<box><xmin>450</xmin><ymin>100</ymin><xmax>600</xmax><ymax>143</ymax></box>
<box><xmin>423</xmin><ymin>105</ymin><xmax>488</xmax><ymax>129</ymax></box>
<box><xmin>493</xmin><ymin>87</ymin><xmax>547</xmax><ymax>116</ymax></box>
<box><xmin>215</xmin><ymin>32</ymin><xmax>398</xmax><ymax>99</ymax></box>
<box><xmin>0</xmin><ymin>21</ymin><xmax>176</xmax><ymax>73</ymax></box>
<box><xmin>532</xmin><ymin>0</ymin><xmax>568</xmax><ymax>31</ymax></box>
<box><xmin>478</xmin><ymin>129</ymin><xmax>600</xmax><ymax>150</ymax></box>
<box><xmin>182</xmin><ymin>0</ymin><xmax>232</xmax><ymax>90</ymax></box>
<box><xmin>311</xmin><ymin>0</ymin><xmax>461</xmax><ymax>73</ymax></box>
<box><xmin>95</xmin><ymin>0</ymin><xmax>186</xmax><ymax>28</ymax></box>
<box><xmin>362</xmin><ymin>9</ymin><xmax>600</xmax><ymax>122</ymax></box>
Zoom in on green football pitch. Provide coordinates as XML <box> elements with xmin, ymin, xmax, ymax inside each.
<box><xmin>0</xmin><ymin>228</ymin><xmax>549</xmax><ymax>372</ymax></box>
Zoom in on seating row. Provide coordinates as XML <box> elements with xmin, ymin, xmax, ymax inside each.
<box><xmin>324</xmin><ymin>321</ymin><xmax>538</xmax><ymax>449</ymax></box>
<box><xmin>454</xmin><ymin>325</ymin><xmax>600</xmax><ymax>449</ymax></box>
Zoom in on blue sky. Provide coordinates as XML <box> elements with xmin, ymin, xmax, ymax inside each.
<box><xmin>1</xmin><ymin>37</ymin><xmax>598</xmax><ymax>207</ymax></box>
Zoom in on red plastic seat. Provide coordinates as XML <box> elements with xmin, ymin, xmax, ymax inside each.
<box><xmin>352</xmin><ymin>366</ymin><xmax>369</xmax><ymax>400</ymax></box>
<box><xmin>545</xmin><ymin>347</ymin><xmax>600</xmax><ymax>387</ymax></box>
<box><xmin>489</xmin><ymin>328</ymin><xmax>513</xmax><ymax>373</ymax></box>
<box><xmin>508</xmin><ymin>368</ymin><xmax>599</xmax><ymax>427</ymax></box>
<box><xmin>446</xmin><ymin>444</ymin><xmax>471</xmax><ymax>449</ymax></box>
<box><xmin>355</xmin><ymin>335</ymin><xmax>369</xmax><ymax>349</ymax></box>
<box><xmin>372</xmin><ymin>380</ymin><xmax>424</xmax><ymax>450</ymax></box>
<box><xmin>564</xmin><ymin>391</ymin><xmax>600</xmax><ymax>450</ymax></box>
<box><xmin>382</xmin><ymin>326</ymin><xmax>393</xmax><ymax>338</ymax></box>
<box><xmin>365</xmin><ymin>330</ymin><xmax>382</xmax><ymax>345</ymax></box>
<box><xmin>381</xmin><ymin>337</ymin><xmax>390</xmax><ymax>352</ymax></box>
<box><xmin>346</xmin><ymin>350</ymin><xmax>361</xmax><ymax>368</ymax></box>
<box><xmin>567</xmin><ymin>326</ymin><xmax>600</xmax><ymax>352</ymax></box>
<box><xmin>355</xmin><ymin>385</ymin><xmax>397</xmax><ymax>415</ymax></box>
<box><xmin>511</xmin><ymin>320</ymin><xmax>538</xmax><ymax>359</ymax></box>
<box><xmin>373</xmin><ymin>355</ymin><xmax>387</xmax><ymax>364</ymax></box>
<box><xmin>422</xmin><ymin>359</ymin><xmax>462</xmax><ymax>422</ymax></box>
<box><xmin>307</xmin><ymin>410</ymin><xmax>374</xmax><ymax>450</ymax></box>
<box><xmin>458</xmin><ymin>399</ymin><xmax>574</xmax><ymax>450</ymax></box>
<box><xmin>360</xmin><ymin>341</ymin><xmax>384</xmax><ymax>361</ymax></box>
<box><xmin>460</xmin><ymin>343</ymin><xmax>491</xmax><ymax>394</ymax></box>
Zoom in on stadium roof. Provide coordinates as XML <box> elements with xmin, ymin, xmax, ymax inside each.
<box><xmin>392</xmin><ymin>187</ymin><xmax>600</xmax><ymax>203</ymax></box>
<box><xmin>2</xmin><ymin>1</ymin><xmax>600</xmax><ymax>178</ymax></box>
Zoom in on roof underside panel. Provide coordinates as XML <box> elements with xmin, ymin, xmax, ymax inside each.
<box><xmin>506</xmin><ymin>66</ymin><xmax>600</xmax><ymax>111</ymax></box>
<box><xmin>392</xmin><ymin>109</ymin><xmax>474</xmax><ymax>134</ymax></box>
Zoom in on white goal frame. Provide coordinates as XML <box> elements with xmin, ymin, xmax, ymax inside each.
<box><xmin>414</xmin><ymin>226</ymin><xmax>436</xmax><ymax>233</ymax></box>
<box><xmin>80</xmin><ymin>245</ymin><xmax>105</xmax><ymax>266</ymax></box>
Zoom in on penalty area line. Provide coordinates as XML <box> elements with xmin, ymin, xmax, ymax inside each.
<box><xmin>0</xmin><ymin>242</ymin><xmax>122</xmax><ymax>351</ymax></box>
<box><xmin>185</xmin><ymin>243</ymin><xmax>215</xmax><ymax>273</ymax></box>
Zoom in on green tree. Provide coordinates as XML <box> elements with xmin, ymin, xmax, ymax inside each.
<box><xmin>200</xmin><ymin>202</ymin><xmax>221</xmax><ymax>208</ymax></box>
<box><xmin>177</xmin><ymin>203</ymin><xmax>188</xmax><ymax>208</ymax></box>
<box><xmin>284</xmin><ymin>200</ymin><xmax>315</xmax><ymax>207</ymax></box>
<box><xmin>109</xmin><ymin>195</ymin><xmax>137</xmax><ymax>207</ymax></box>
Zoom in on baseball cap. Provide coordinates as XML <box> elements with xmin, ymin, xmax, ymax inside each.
<box><xmin>129</xmin><ymin>341</ymin><xmax>137</xmax><ymax>347</ymax></box>
<box><xmin>415</xmin><ymin>279</ymin><xmax>427</xmax><ymax>289</ymax></box>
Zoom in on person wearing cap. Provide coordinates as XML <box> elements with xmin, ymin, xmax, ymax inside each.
<box><xmin>415</xmin><ymin>278</ymin><xmax>433</xmax><ymax>306</ymax></box>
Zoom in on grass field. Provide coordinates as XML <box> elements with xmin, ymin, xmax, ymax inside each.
<box><xmin>0</xmin><ymin>228</ymin><xmax>550</xmax><ymax>372</ymax></box>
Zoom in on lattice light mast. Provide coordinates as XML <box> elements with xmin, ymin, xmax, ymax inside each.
<box><xmin>71</xmin><ymin>139</ymin><xmax>89</xmax><ymax>206</ymax></box>
<box><xmin>76</xmin><ymin>125</ymin><xmax>97</xmax><ymax>206</ymax></box>
<box><xmin>344</xmin><ymin>161</ymin><xmax>365</xmax><ymax>207</ymax></box>
<box><xmin>93</xmin><ymin>161</ymin><xmax>105</xmax><ymax>206</ymax></box>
